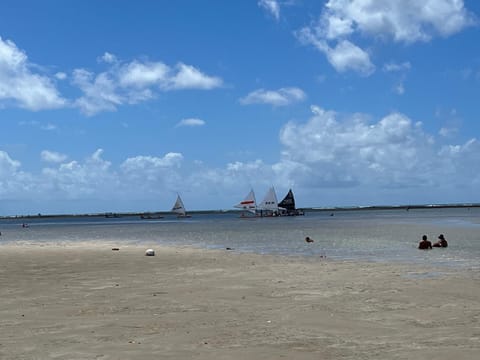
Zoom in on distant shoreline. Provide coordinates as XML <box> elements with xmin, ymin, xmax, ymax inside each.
<box><xmin>1</xmin><ymin>203</ymin><xmax>479</xmax><ymax>220</ymax></box>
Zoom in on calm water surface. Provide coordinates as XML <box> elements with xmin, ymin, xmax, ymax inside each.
<box><xmin>1</xmin><ymin>208</ymin><xmax>479</xmax><ymax>270</ymax></box>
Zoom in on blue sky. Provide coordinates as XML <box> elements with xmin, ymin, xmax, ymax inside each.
<box><xmin>1</xmin><ymin>0</ymin><xmax>479</xmax><ymax>215</ymax></box>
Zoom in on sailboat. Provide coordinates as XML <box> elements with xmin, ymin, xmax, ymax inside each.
<box><xmin>257</xmin><ymin>186</ymin><xmax>282</xmax><ymax>217</ymax></box>
<box><xmin>278</xmin><ymin>188</ymin><xmax>304</xmax><ymax>216</ymax></box>
<box><xmin>234</xmin><ymin>189</ymin><xmax>257</xmax><ymax>216</ymax></box>
<box><xmin>171</xmin><ymin>194</ymin><xmax>191</xmax><ymax>218</ymax></box>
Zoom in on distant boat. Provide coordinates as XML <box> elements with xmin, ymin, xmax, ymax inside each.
<box><xmin>140</xmin><ymin>213</ymin><xmax>164</xmax><ymax>220</ymax></box>
<box><xmin>234</xmin><ymin>189</ymin><xmax>257</xmax><ymax>216</ymax></box>
<box><xmin>257</xmin><ymin>186</ymin><xmax>282</xmax><ymax>217</ymax></box>
<box><xmin>278</xmin><ymin>189</ymin><xmax>304</xmax><ymax>216</ymax></box>
<box><xmin>105</xmin><ymin>212</ymin><xmax>120</xmax><ymax>218</ymax></box>
<box><xmin>172</xmin><ymin>194</ymin><xmax>191</xmax><ymax>218</ymax></box>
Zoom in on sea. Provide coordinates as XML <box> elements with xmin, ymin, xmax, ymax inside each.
<box><xmin>1</xmin><ymin>207</ymin><xmax>479</xmax><ymax>271</ymax></box>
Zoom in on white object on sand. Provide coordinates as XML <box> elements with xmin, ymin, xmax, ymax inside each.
<box><xmin>145</xmin><ymin>249</ymin><xmax>155</xmax><ymax>256</ymax></box>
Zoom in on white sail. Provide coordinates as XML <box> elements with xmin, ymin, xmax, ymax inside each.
<box><xmin>171</xmin><ymin>194</ymin><xmax>187</xmax><ymax>216</ymax></box>
<box><xmin>258</xmin><ymin>186</ymin><xmax>280</xmax><ymax>212</ymax></box>
<box><xmin>234</xmin><ymin>189</ymin><xmax>256</xmax><ymax>214</ymax></box>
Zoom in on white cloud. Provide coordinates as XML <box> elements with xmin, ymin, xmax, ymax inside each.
<box><xmin>0</xmin><ymin>36</ymin><xmax>67</xmax><ymax>110</ymax></box>
<box><xmin>167</xmin><ymin>63</ymin><xmax>223</xmax><ymax>90</ymax></box>
<box><xmin>296</xmin><ymin>28</ymin><xmax>375</xmax><ymax>76</ymax></box>
<box><xmin>73</xmin><ymin>57</ymin><xmax>223</xmax><ymax>115</ymax></box>
<box><xmin>118</xmin><ymin>60</ymin><xmax>170</xmax><ymax>88</ymax></box>
<box><xmin>323</xmin><ymin>0</ymin><xmax>475</xmax><ymax>43</ymax></box>
<box><xmin>119</xmin><ymin>153</ymin><xmax>185</xmax><ymax>191</ymax></box>
<box><xmin>39</xmin><ymin>149</ymin><xmax>118</xmax><ymax>199</ymax></box>
<box><xmin>278</xmin><ymin>105</ymin><xmax>440</xmax><ymax>187</ymax></box>
<box><xmin>121</xmin><ymin>153</ymin><xmax>184</xmax><ymax>172</ymax></box>
<box><xmin>99</xmin><ymin>52</ymin><xmax>118</xmax><ymax>64</ymax></box>
<box><xmin>177</xmin><ymin>118</ymin><xmax>206</xmax><ymax>127</ymax></box>
<box><xmin>326</xmin><ymin>40</ymin><xmax>375</xmax><ymax>75</ymax></box>
<box><xmin>240</xmin><ymin>87</ymin><xmax>306</xmax><ymax>106</ymax></box>
<box><xmin>72</xmin><ymin>68</ymin><xmax>123</xmax><ymax>115</ymax></box>
<box><xmin>0</xmin><ymin>39</ymin><xmax>222</xmax><ymax>116</ymax></box>
<box><xmin>0</xmin><ymin>151</ymin><xmax>34</xmax><ymax>200</ymax></box>
<box><xmin>259</xmin><ymin>0</ymin><xmax>280</xmax><ymax>21</ymax></box>
<box><xmin>268</xmin><ymin>105</ymin><xmax>479</xmax><ymax>198</ymax></box>
<box><xmin>55</xmin><ymin>72</ymin><xmax>67</xmax><ymax>80</ymax></box>
<box><xmin>297</xmin><ymin>0</ymin><xmax>475</xmax><ymax>75</ymax></box>
<box><xmin>41</xmin><ymin>150</ymin><xmax>68</xmax><ymax>163</ymax></box>
<box><xmin>0</xmin><ymin>150</ymin><xmax>21</xmax><ymax>175</ymax></box>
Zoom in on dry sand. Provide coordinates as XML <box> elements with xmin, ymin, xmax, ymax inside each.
<box><xmin>0</xmin><ymin>244</ymin><xmax>479</xmax><ymax>359</ymax></box>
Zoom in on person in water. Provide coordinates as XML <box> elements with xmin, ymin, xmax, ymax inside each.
<box><xmin>433</xmin><ymin>234</ymin><xmax>448</xmax><ymax>248</ymax></box>
<box><xmin>305</xmin><ymin>236</ymin><xmax>314</xmax><ymax>243</ymax></box>
<box><xmin>418</xmin><ymin>235</ymin><xmax>432</xmax><ymax>250</ymax></box>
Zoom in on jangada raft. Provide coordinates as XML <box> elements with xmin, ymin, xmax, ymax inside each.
<box><xmin>234</xmin><ymin>187</ymin><xmax>304</xmax><ymax>217</ymax></box>
<box><xmin>171</xmin><ymin>194</ymin><xmax>191</xmax><ymax>218</ymax></box>
<box><xmin>278</xmin><ymin>189</ymin><xmax>304</xmax><ymax>216</ymax></box>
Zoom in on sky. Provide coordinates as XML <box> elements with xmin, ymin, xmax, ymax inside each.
<box><xmin>1</xmin><ymin>0</ymin><xmax>480</xmax><ymax>215</ymax></box>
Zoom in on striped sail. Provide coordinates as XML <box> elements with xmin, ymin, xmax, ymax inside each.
<box><xmin>234</xmin><ymin>189</ymin><xmax>257</xmax><ymax>213</ymax></box>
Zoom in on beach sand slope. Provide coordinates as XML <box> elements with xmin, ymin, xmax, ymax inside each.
<box><xmin>0</xmin><ymin>245</ymin><xmax>479</xmax><ymax>359</ymax></box>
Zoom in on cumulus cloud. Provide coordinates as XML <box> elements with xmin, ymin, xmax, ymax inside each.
<box><xmin>0</xmin><ymin>39</ymin><xmax>222</xmax><ymax>116</ymax></box>
<box><xmin>40</xmin><ymin>149</ymin><xmax>118</xmax><ymax>199</ymax></box>
<box><xmin>0</xmin><ymin>150</ymin><xmax>21</xmax><ymax>174</ymax></box>
<box><xmin>275</xmin><ymin>105</ymin><xmax>480</xmax><ymax>191</ymax></box>
<box><xmin>240</xmin><ymin>87</ymin><xmax>306</xmax><ymax>106</ymax></box>
<box><xmin>168</xmin><ymin>63</ymin><xmax>222</xmax><ymax>90</ymax></box>
<box><xmin>41</xmin><ymin>150</ymin><xmax>68</xmax><ymax>163</ymax></box>
<box><xmin>176</xmin><ymin>118</ymin><xmax>206</xmax><ymax>127</ymax></box>
<box><xmin>72</xmin><ymin>68</ymin><xmax>125</xmax><ymax>115</ymax></box>
<box><xmin>258</xmin><ymin>0</ymin><xmax>280</xmax><ymax>21</ymax></box>
<box><xmin>297</xmin><ymin>29</ymin><xmax>375</xmax><ymax>76</ymax></box>
<box><xmin>0</xmin><ymin>151</ymin><xmax>35</xmax><ymax>200</ymax></box>
<box><xmin>118</xmin><ymin>60</ymin><xmax>169</xmax><ymax>88</ymax></box>
<box><xmin>326</xmin><ymin>40</ymin><xmax>375</xmax><ymax>75</ymax></box>
<box><xmin>121</xmin><ymin>153</ymin><xmax>184</xmax><ymax>173</ymax></box>
<box><xmin>296</xmin><ymin>0</ymin><xmax>475</xmax><ymax>75</ymax></box>
<box><xmin>73</xmin><ymin>56</ymin><xmax>222</xmax><ymax>115</ymax></box>
<box><xmin>326</xmin><ymin>0</ymin><xmax>475</xmax><ymax>43</ymax></box>
<box><xmin>0</xmin><ymin>36</ymin><xmax>67</xmax><ymax>110</ymax></box>
<box><xmin>99</xmin><ymin>52</ymin><xmax>118</xmax><ymax>64</ymax></box>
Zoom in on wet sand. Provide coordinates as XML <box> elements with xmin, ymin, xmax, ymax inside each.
<box><xmin>0</xmin><ymin>244</ymin><xmax>479</xmax><ymax>359</ymax></box>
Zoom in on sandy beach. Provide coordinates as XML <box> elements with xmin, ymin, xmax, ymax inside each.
<box><xmin>0</xmin><ymin>245</ymin><xmax>479</xmax><ymax>359</ymax></box>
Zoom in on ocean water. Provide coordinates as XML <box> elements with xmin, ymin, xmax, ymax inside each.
<box><xmin>1</xmin><ymin>208</ymin><xmax>479</xmax><ymax>270</ymax></box>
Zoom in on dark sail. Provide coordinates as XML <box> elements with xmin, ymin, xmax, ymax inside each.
<box><xmin>278</xmin><ymin>189</ymin><xmax>296</xmax><ymax>211</ymax></box>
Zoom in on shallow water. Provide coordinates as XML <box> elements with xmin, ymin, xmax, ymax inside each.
<box><xmin>1</xmin><ymin>208</ymin><xmax>479</xmax><ymax>269</ymax></box>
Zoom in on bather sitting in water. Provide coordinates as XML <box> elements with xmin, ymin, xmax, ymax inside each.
<box><xmin>418</xmin><ymin>235</ymin><xmax>432</xmax><ymax>250</ymax></box>
<box><xmin>433</xmin><ymin>234</ymin><xmax>448</xmax><ymax>248</ymax></box>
